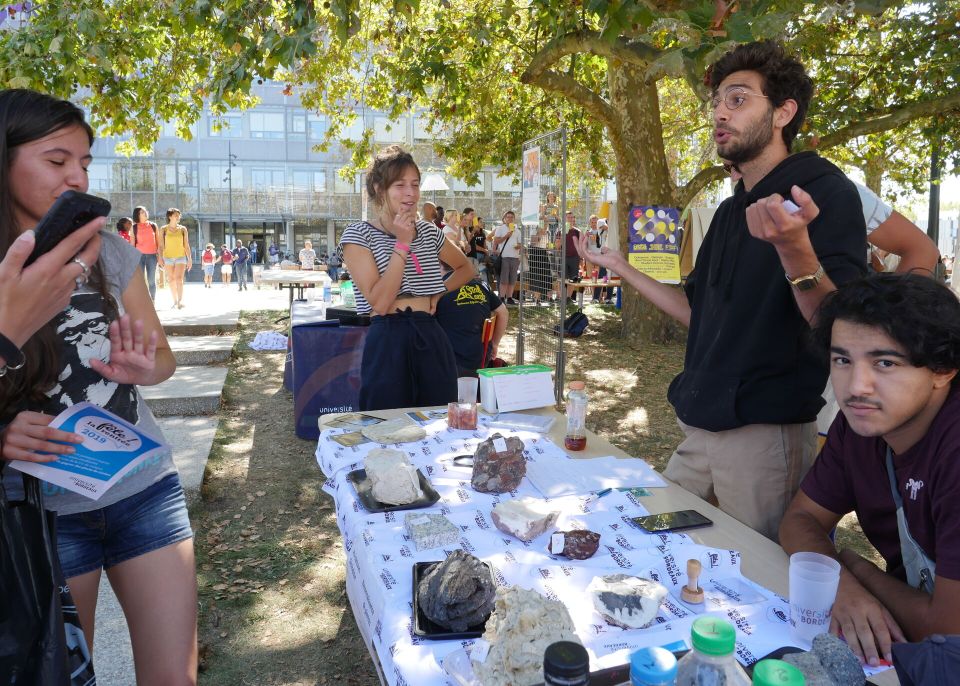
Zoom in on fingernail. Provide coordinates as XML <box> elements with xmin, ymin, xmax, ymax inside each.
<box><xmin>65</xmin><ymin>447</ymin><xmax>76</xmax><ymax>454</ymax></box>
<box><xmin>869</xmin><ymin>657</ymin><xmax>878</xmax><ymax>666</ymax></box>
<box><xmin>17</xmin><ymin>229</ymin><xmax>35</xmax><ymax>241</ymax></box>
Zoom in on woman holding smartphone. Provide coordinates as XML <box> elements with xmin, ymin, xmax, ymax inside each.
<box><xmin>0</xmin><ymin>90</ymin><xmax>197</xmax><ymax>684</ymax></box>
<box><xmin>339</xmin><ymin>145</ymin><xmax>475</xmax><ymax>410</ymax></box>
<box><xmin>158</xmin><ymin>207</ymin><xmax>192</xmax><ymax>309</ymax></box>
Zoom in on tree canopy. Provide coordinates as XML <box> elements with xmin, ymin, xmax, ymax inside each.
<box><xmin>1</xmin><ymin>0</ymin><xmax>956</xmax><ymax>337</ymax></box>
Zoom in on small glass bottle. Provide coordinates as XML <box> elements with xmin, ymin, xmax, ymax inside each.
<box><xmin>675</xmin><ymin>617</ymin><xmax>750</xmax><ymax>686</ymax></box>
<box><xmin>630</xmin><ymin>646</ymin><xmax>677</xmax><ymax>685</ymax></box>
<box><xmin>564</xmin><ymin>381</ymin><xmax>588</xmax><ymax>451</ymax></box>
<box><xmin>543</xmin><ymin>641</ymin><xmax>590</xmax><ymax>686</ymax></box>
<box><xmin>751</xmin><ymin>659</ymin><xmax>804</xmax><ymax>686</ymax></box>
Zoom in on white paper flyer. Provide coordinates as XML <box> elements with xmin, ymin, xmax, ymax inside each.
<box><xmin>9</xmin><ymin>402</ymin><xmax>168</xmax><ymax>500</ymax></box>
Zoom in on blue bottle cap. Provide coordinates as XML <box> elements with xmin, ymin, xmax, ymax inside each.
<box><xmin>629</xmin><ymin>646</ymin><xmax>677</xmax><ymax>684</ymax></box>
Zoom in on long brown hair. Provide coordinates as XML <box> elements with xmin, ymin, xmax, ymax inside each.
<box><xmin>0</xmin><ymin>89</ymin><xmax>116</xmax><ymax>416</ymax></box>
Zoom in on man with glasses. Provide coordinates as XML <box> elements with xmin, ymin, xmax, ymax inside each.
<box><xmin>583</xmin><ymin>41</ymin><xmax>867</xmax><ymax>540</ymax></box>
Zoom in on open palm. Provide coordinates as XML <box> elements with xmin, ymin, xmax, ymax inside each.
<box><xmin>88</xmin><ymin>314</ymin><xmax>158</xmax><ymax>385</ymax></box>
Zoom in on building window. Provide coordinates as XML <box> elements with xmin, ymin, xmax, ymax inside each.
<box><xmin>251</xmin><ymin>168</ymin><xmax>286</xmax><ymax>188</ymax></box>
<box><xmin>87</xmin><ymin>161</ymin><xmax>112</xmax><ymax>192</ymax></box>
<box><xmin>291</xmin><ymin>113</ymin><xmax>307</xmax><ymax>134</ymax></box>
<box><xmin>208</xmin><ymin>113</ymin><xmax>243</xmax><ymax>138</ymax></box>
<box><xmin>308</xmin><ymin>114</ymin><xmax>327</xmax><ymax>140</ymax></box>
<box><xmin>249</xmin><ymin>112</ymin><xmax>285</xmax><ymax>139</ymax></box>
<box><xmin>334</xmin><ymin>169</ymin><xmax>356</xmax><ymax>194</ymax></box>
<box><xmin>178</xmin><ymin>161</ymin><xmax>198</xmax><ymax>188</ymax></box>
<box><xmin>374</xmin><ymin>116</ymin><xmax>404</xmax><ymax>143</ymax></box>
<box><xmin>207</xmin><ymin>164</ymin><xmax>243</xmax><ymax>189</ymax></box>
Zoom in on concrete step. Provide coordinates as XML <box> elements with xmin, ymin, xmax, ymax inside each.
<box><xmin>168</xmin><ymin>335</ymin><xmax>236</xmax><ymax>366</ymax></box>
<box><xmin>141</xmin><ymin>366</ymin><xmax>228</xmax><ymax>416</ymax></box>
<box><xmin>161</xmin><ymin>314</ymin><xmax>239</xmax><ymax>336</ymax></box>
<box><xmin>156</xmin><ymin>416</ymin><xmax>219</xmax><ymax>502</ymax></box>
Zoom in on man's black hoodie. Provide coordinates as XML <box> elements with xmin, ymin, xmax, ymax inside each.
<box><xmin>667</xmin><ymin>152</ymin><xmax>867</xmax><ymax>432</ymax></box>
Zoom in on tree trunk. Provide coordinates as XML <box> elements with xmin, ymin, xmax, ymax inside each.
<box><xmin>863</xmin><ymin>156</ymin><xmax>884</xmax><ymax>195</ymax></box>
<box><xmin>607</xmin><ymin>60</ymin><xmax>686</xmax><ymax>344</ymax></box>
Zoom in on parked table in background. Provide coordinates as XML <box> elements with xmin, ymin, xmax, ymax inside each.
<box><xmin>259</xmin><ymin>268</ymin><xmax>331</xmax><ymax>305</ymax></box>
<box><xmin>565</xmin><ymin>277</ymin><xmax>621</xmax><ymax>308</ymax></box>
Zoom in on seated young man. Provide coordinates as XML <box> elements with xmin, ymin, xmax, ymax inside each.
<box><xmin>434</xmin><ymin>276</ymin><xmax>508</xmax><ymax>378</ymax></box>
<box><xmin>779</xmin><ymin>273</ymin><xmax>960</xmax><ymax>667</ymax></box>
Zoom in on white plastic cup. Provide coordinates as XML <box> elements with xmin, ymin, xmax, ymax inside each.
<box><xmin>457</xmin><ymin>376</ymin><xmax>479</xmax><ymax>403</ymax></box>
<box><xmin>789</xmin><ymin>552</ymin><xmax>841</xmax><ymax>644</ymax></box>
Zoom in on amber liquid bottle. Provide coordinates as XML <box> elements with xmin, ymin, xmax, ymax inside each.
<box><xmin>564</xmin><ymin>381</ymin><xmax>587</xmax><ymax>451</ymax></box>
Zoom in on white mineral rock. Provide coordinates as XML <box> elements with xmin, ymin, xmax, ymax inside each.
<box><xmin>490</xmin><ymin>498</ymin><xmax>559</xmax><ymax>542</ymax></box>
<box><xmin>365</xmin><ymin>448</ymin><xmax>423</xmax><ymax>505</ymax></box>
<box><xmin>587</xmin><ymin>574</ymin><xmax>668</xmax><ymax>629</ymax></box>
<box><xmin>404</xmin><ymin>513</ymin><xmax>460</xmax><ymax>551</ymax></box>
<box><xmin>473</xmin><ymin>585</ymin><xmax>581</xmax><ymax>686</ymax></box>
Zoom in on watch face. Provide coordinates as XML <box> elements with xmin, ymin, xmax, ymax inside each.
<box><xmin>795</xmin><ymin>277</ymin><xmax>818</xmax><ymax>291</ymax></box>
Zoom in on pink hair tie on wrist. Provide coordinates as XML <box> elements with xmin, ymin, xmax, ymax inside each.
<box><xmin>394</xmin><ymin>241</ymin><xmax>423</xmax><ymax>274</ymax></box>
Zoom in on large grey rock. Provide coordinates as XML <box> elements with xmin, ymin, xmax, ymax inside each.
<box><xmin>365</xmin><ymin>448</ymin><xmax>422</xmax><ymax>505</ymax></box>
<box><xmin>812</xmin><ymin>633</ymin><xmax>865</xmax><ymax>686</ymax></box>
<box><xmin>418</xmin><ymin>551</ymin><xmax>495</xmax><ymax>632</ymax></box>
<box><xmin>783</xmin><ymin>651</ymin><xmax>835</xmax><ymax>686</ymax></box>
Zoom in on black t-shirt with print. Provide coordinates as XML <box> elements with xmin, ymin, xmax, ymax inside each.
<box><xmin>435</xmin><ymin>279</ymin><xmax>502</xmax><ymax>374</ymax></box>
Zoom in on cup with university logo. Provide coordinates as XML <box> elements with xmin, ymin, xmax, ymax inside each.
<box><xmin>788</xmin><ymin>552</ymin><xmax>841</xmax><ymax>644</ymax></box>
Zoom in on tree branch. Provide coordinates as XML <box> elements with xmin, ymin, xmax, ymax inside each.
<box><xmin>812</xmin><ymin>92</ymin><xmax>960</xmax><ymax>151</ymax></box>
<box><xmin>523</xmin><ymin>67</ymin><xmax>616</xmax><ymax>128</ymax></box>
<box><xmin>677</xmin><ymin>165</ymin><xmax>728</xmax><ymax>209</ymax></box>
<box><xmin>521</xmin><ymin>29</ymin><xmax>661</xmax><ymax>79</ymax></box>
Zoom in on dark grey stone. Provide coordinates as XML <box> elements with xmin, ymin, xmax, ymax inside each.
<box><xmin>812</xmin><ymin>633</ymin><xmax>866</xmax><ymax>686</ymax></box>
<box><xmin>417</xmin><ymin>550</ymin><xmax>495</xmax><ymax>632</ymax></box>
<box><xmin>783</xmin><ymin>651</ymin><xmax>834</xmax><ymax>686</ymax></box>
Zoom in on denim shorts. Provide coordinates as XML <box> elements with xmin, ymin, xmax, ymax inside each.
<box><xmin>165</xmin><ymin>256</ymin><xmax>188</xmax><ymax>265</ymax></box>
<box><xmin>56</xmin><ymin>473</ymin><xmax>194</xmax><ymax>579</ymax></box>
<box><xmin>203</xmin><ymin>264</ymin><xmax>215</xmax><ymax>277</ymax></box>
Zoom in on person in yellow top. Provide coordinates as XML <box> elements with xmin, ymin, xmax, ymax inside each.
<box><xmin>158</xmin><ymin>207</ymin><xmax>192</xmax><ymax>309</ymax></box>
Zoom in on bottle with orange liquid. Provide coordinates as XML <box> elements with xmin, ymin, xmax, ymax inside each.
<box><xmin>564</xmin><ymin>381</ymin><xmax>588</xmax><ymax>451</ymax></box>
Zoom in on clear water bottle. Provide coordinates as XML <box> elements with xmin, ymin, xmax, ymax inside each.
<box><xmin>564</xmin><ymin>381</ymin><xmax>588</xmax><ymax>451</ymax></box>
<box><xmin>675</xmin><ymin>617</ymin><xmax>750</xmax><ymax>686</ymax></box>
<box><xmin>543</xmin><ymin>641</ymin><xmax>590</xmax><ymax>686</ymax></box>
<box><xmin>320</xmin><ymin>272</ymin><xmax>332</xmax><ymax>302</ymax></box>
<box><xmin>630</xmin><ymin>646</ymin><xmax>677</xmax><ymax>685</ymax></box>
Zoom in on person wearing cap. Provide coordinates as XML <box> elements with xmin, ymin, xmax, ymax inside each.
<box><xmin>779</xmin><ymin>274</ymin><xmax>960</xmax><ymax>667</ymax></box>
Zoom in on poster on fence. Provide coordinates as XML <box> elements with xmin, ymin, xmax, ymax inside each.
<box><xmin>521</xmin><ymin>146</ymin><xmax>540</xmax><ymax>225</ymax></box>
<box><xmin>627</xmin><ymin>205</ymin><xmax>683</xmax><ymax>284</ymax></box>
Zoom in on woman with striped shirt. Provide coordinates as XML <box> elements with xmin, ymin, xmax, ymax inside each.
<box><xmin>340</xmin><ymin>145</ymin><xmax>476</xmax><ymax>410</ymax></box>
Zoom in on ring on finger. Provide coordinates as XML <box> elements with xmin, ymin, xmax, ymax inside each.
<box><xmin>72</xmin><ymin>257</ymin><xmax>90</xmax><ymax>277</ymax></box>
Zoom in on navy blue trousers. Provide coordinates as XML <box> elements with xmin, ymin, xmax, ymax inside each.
<box><xmin>359</xmin><ymin>310</ymin><xmax>458</xmax><ymax>411</ymax></box>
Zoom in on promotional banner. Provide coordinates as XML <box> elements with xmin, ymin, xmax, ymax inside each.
<box><xmin>627</xmin><ymin>206</ymin><xmax>682</xmax><ymax>284</ymax></box>
<box><xmin>521</xmin><ymin>146</ymin><xmax>541</xmax><ymax>225</ymax></box>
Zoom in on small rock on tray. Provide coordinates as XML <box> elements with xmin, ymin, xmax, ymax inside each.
<box><xmin>418</xmin><ymin>550</ymin><xmax>496</xmax><ymax>633</ymax></box>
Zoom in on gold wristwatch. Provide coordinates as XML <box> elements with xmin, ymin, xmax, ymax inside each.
<box><xmin>785</xmin><ymin>263</ymin><xmax>825</xmax><ymax>291</ymax></box>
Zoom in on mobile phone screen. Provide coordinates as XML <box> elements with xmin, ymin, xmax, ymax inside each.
<box><xmin>632</xmin><ymin>510</ymin><xmax>713</xmax><ymax>533</ymax></box>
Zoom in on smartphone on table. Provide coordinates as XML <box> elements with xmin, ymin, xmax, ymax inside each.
<box><xmin>631</xmin><ymin>509</ymin><xmax>713</xmax><ymax>534</ymax></box>
<box><xmin>25</xmin><ymin>190</ymin><xmax>112</xmax><ymax>266</ymax></box>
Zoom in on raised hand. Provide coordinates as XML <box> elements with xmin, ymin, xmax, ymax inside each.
<box><xmin>745</xmin><ymin>185</ymin><xmax>820</xmax><ymax>248</ymax></box>
<box><xmin>88</xmin><ymin>314</ymin><xmax>158</xmax><ymax>386</ymax></box>
<box><xmin>393</xmin><ymin>206</ymin><xmax>417</xmax><ymax>244</ymax></box>
<box><xmin>575</xmin><ymin>232</ymin><xmax>624</xmax><ymax>272</ymax></box>
<box><xmin>1</xmin><ymin>411</ymin><xmax>83</xmax><ymax>463</ymax></box>
<box><xmin>0</xmin><ymin>218</ymin><xmax>103</xmax><ymax>349</ymax></box>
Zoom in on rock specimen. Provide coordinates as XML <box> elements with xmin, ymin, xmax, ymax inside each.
<box><xmin>405</xmin><ymin>512</ymin><xmax>460</xmax><ymax>551</ymax></box>
<box><xmin>364</xmin><ymin>448</ymin><xmax>423</xmax><ymax>505</ymax></box>
<box><xmin>472</xmin><ymin>585</ymin><xmax>580</xmax><ymax>686</ymax></box>
<box><xmin>361</xmin><ymin>417</ymin><xmax>427</xmax><ymax>444</ymax></box>
<box><xmin>548</xmin><ymin>530</ymin><xmax>601</xmax><ymax>560</ymax></box>
<box><xmin>587</xmin><ymin>574</ymin><xmax>668</xmax><ymax>629</ymax></box>
<box><xmin>417</xmin><ymin>550</ymin><xmax>496</xmax><ymax>632</ymax></box>
<box><xmin>491</xmin><ymin>497</ymin><xmax>559</xmax><ymax>542</ymax></box>
<box><xmin>783</xmin><ymin>633</ymin><xmax>865</xmax><ymax>686</ymax></box>
<box><xmin>471</xmin><ymin>433</ymin><xmax>526</xmax><ymax>493</ymax></box>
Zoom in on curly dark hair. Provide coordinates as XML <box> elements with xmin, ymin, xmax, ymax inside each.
<box><xmin>709</xmin><ymin>41</ymin><xmax>813</xmax><ymax>152</ymax></box>
<box><xmin>811</xmin><ymin>274</ymin><xmax>960</xmax><ymax>385</ymax></box>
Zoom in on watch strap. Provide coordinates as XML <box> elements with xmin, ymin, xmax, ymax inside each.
<box><xmin>785</xmin><ymin>263</ymin><xmax>825</xmax><ymax>291</ymax></box>
<box><xmin>0</xmin><ymin>331</ymin><xmax>25</xmax><ymax>373</ymax></box>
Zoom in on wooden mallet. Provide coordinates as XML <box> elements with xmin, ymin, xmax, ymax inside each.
<box><xmin>681</xmin><ymin>559</ymin><xmax>704</xmax><ymax>604</ymax></box>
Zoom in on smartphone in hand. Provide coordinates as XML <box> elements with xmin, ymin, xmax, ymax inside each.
<box><xmin>26</xmin><ymin>191</ymin><xmax>112</xmax><ymax>266</ymax></box>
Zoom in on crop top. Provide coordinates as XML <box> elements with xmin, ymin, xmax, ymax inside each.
<box><xmin>338</xmin><ymin>219</ymin><xmax>447</xmax><ymax>315</ymax></box>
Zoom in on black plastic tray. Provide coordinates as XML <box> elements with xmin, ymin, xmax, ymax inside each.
<box><xmin>413</xmin><ymin>561</ymin><xmax>492</xmax><ymax>639</ymax></box>
<box><xmin>346</xmin><ymin>468</ymin><xmax>439</xmax><ymax>513</ymax></box>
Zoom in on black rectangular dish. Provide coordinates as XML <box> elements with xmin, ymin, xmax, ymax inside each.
<box><xmin>346</xmin><ymin>468</ymin><xmax>440</xmax><ymax>513</ymax></box>
<box><xmin>413</xmin><ymin>561</ymin><xmax>492</xmax><ymax>639</ymax></box>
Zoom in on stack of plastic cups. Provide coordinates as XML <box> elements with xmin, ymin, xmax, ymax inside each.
<box><xmin>788</xmin><ymin>552</ymin><xmax>841</xmax><ymax>645</ymax></box>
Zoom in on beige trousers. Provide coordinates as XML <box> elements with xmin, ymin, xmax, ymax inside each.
<box><xmin>663</xmin><ymin>419</ymin><xmax>818</xmax><ymax>542</ymax></box>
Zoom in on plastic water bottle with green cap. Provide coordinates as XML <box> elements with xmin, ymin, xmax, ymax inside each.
<box><xmin>675</xmin><ymin>616</ymin><xmax>750</xmax><ymax>685</ymax></box>
<box><xmin>751</xmin><ymin>659</ymin><xmax>804</xmax><ymax>685</ymax></box>
<box><xmin>628</xmin><ymin>645</ymin><xmax>677</xmax><ymax>685</ymax></box>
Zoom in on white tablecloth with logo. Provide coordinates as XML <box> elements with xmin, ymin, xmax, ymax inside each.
<box><xmin>313</xmin><ymin>412</ymin><xmax>831</xmax><ymax>686</ymax></box>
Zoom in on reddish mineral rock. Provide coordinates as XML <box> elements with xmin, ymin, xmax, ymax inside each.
<box><xmin>548</xmin><ymin>530</ymin><xmax>601</xmax><ymax>560</ymax></box>
<box><xmin>471</xmin><ymin>433</ymin><xmax>526</xmax><ymax>494</ymax></box>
